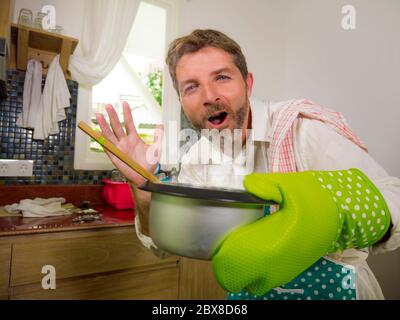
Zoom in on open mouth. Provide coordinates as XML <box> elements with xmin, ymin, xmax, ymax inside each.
<box><xmin>208</xmin><ymin>112</ymin><xmax>228</xmax><ymax>126</ymax></box>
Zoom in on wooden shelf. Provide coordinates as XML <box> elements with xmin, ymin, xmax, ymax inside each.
<box><xmin>9</xmin><ymin>23</ymin><xmax>79</xmax><ymax>78</ymax></box>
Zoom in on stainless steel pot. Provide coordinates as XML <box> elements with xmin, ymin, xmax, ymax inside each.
<box><xmin>139</xmin><ymin>181</ymin><xmax>273</xmax><ymax>260</ymax></box>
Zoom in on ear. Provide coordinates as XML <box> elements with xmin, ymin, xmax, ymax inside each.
<box><xmin>245</xmin><ymin>72</ymin><xmax>254</xmax><ymax>97</ymax></box>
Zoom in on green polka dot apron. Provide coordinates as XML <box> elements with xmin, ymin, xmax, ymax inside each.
<box><xmin>227</xmin><ymin>206</ymin><xmax>358</xmax><ymax>301</ymax></box>
<box><xmin>227</xmin><ymin>257</ymin><xmax>357</xmax><ymax>300</ymax></box>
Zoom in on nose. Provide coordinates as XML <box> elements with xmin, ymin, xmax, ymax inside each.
<box><xmin>202</xmin><ymin>82</ymin><xmax>221</xmax><ymax>107</ymax></box>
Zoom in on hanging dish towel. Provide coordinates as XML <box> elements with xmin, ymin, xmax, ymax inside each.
<box><xmin>40</xmin><ymin>54</ymin><xmax>71</xmax><ymax>140</ymax></box>
<box><xmin>17</xmin><ymin>55</ymin><xmax>71</xmax><ymax>140</ymax></box>
<box><xmin>16</xmin><ymin>59</ymin><xmax>43</xmax><ymax>129</ymax></box>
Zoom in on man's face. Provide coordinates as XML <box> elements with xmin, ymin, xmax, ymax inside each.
<box><xmin>176</xmin><ymin>47</ymin><xmax>253</xmax><ymax>132</ymax></box>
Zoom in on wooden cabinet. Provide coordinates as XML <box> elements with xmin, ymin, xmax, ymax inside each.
<box><xmin>179</xmin><ymin>257</ymin><xmax>226</xmax><ymax>300</ymax></box>
<box><xmin>0</xmin><ymin>226</ymin><xmax>226</xmax><ymax>300</ymax></box>
<box><xmin>11</xmin><ymin>265</ymin><xmax>180</xmax><ymax>300</ymax></box>
<box><xmin>0</xmin><ymin>244</ymin><xmax>11</xmax><ymax>299</ymax></box>
<box><xmin>0</xmin><ymin>0</ymin><xmax>13</xmax><ymax>39</ymax></box>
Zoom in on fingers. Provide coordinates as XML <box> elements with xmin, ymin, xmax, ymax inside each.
<box><xmin>211</xmin><ymin>227</ymin><xmax>265</xmax><ymax>294</ymax></box>
<box><xmin>96</xmin><ymin>112</ymin><xmax>119</xmax><ymax>145</ymax></box>
<box><xmin>122</xmin><ymin>101</ymin><xmax>138</xmax><ymax>137</ymax></box>
<box><xmin>243</xmin><ymin>173</ymin><xmax>282</xmax><ymax>204</ymax></box>
<box><xmin>105</xmin><ymin>104</ymin><xmax>126</xmax><ymax>140</ymax></box>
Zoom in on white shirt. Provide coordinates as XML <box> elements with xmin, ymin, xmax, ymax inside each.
<box><xmin>178</xmin><ymin>97</ymin><xmax>277</xmax><ymax>188</ymax></box>
<box><xmin>137</xmin><ymin>97</ymin><xmax>400</xmax><ymax>299</ymax></box>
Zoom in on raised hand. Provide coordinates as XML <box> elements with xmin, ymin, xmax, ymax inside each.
<box><xmin>96</xmin><ymin>101</ymin><xmax>163</xmax><ymax>186</ymax></box>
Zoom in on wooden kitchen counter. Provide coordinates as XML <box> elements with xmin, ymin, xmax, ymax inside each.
<box><xmin>0</xmin><ymin>184</ymin><xmax>226</xmax><ymax>300</ymax></box>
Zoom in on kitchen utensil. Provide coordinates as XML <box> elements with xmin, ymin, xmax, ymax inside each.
<box><xmin>139</xmin><ymin>181</ymin><xmax>274</xmax><ymax>260</ymax></box>
<box><xmin>78</xmin><ymin>121</ymin><xmax>159</xmax><ymax>183</ymax></box>
<box><xmin>78</xmin><ymin>121</ymin><xmax>274</xmax><ymax>260</ymax></box>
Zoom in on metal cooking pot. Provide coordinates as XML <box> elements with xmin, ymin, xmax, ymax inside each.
<box><xmin>139</xmin><ymin>181</ymin><xmax>274</xmax><ymax>260</ymax></box>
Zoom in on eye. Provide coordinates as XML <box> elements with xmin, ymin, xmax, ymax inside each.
<box><xmin>184</xmin><ymin>84</ymin><xmax>198</xmax><ymax>95</ymax></box>
<box><xmin>216</xmin><ymin>74</ymin><xmax>230</xmax><ymax>81</ymax></box>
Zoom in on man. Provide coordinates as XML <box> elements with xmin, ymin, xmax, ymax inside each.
<box><xmin>97</xmin><ymin>29</ymin><xmax>400</xmax><ymax>300</ymax></box>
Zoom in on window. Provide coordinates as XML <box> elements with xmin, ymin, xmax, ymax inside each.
<box><xmin>74</xmin><ymin>0</ymin><xmax>180</xmax><ymax>170</ymax></box>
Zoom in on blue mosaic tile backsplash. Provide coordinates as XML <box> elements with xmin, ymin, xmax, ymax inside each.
<box><xmin>0</xmin><ymin>70</ymin><xmax>112</xmax><ymax>185</ymax></box>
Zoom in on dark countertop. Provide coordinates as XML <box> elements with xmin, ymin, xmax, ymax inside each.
<box><xmin>0</xmin><ymin>205</ymin><xmax>135</xmax><ymax>236</ymax></box>
<box><xmin>0</xmin><ymin>184</ymin><xmax>135</xmax><ymax>236</ymax></box>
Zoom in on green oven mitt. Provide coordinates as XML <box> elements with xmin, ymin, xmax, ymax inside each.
<box><xmin>211</xmin><ymin>168</ymin><xmax>391</xmax><ymax>295</ymax></box>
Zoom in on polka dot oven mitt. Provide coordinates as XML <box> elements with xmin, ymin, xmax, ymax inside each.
<box><xmin>314</xmin><ymin>169</ymin><xmax>390</xmax><ymax>251</ymax></box>
<box><xmin>211</xmin><ymin>168</ymin><xmax>391</xmax><ymax>295</ymax></box>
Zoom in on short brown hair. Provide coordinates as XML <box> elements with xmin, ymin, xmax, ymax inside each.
<box><xmin>166</xmin><ymin>29</ymin><xmax>249</xmax><ymax>94</ymax></box>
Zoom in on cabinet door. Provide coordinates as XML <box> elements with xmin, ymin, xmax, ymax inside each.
<box><xmin>10</xmin><ymin>265</ymin><xmax>179</xmax><ymax>300</ymax></box>
<box><xmin>10</xmin><ymin>228</ymin><xmax>178</xmax><ymax>287</ymax></box>
<box><xmin>178</xmin><ymin>257</ymin><xmax>226</xmax><ymax>300</ymax></box>
<box><xmin>9</xmin><ymin>227</ymin><xmax>180</xmax><ymax>299</ymax></box>
<box><xmin>0</xmin><ymin>244</ymin><xmax>11</xmax><ymax>299</ymax></box>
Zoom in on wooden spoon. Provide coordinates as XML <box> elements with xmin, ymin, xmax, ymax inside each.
<box><xmin>78</xmin><ymin>121</ymin><xmax>160</xmax><ymax>183</ymax></box>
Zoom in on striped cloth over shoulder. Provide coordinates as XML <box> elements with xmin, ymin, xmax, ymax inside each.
<box><xmin>267</xmin><ymin>99</ymin><xmax>368</xmax><ymax>173</ymax></box>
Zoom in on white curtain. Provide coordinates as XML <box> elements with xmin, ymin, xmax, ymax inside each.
<box><xmin>69</xmin><ymin>0</ymin><xmax>141</xmax><ymax>86</ymax></box>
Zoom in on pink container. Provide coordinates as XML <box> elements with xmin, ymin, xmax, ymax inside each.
<box><xmin>102</xmin><ymin>179</ymin><xmax>135</xmax><ymax>210</ymax></box>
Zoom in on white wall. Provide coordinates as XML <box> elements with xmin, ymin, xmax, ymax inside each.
<box><xmin>13</xmin><ymin>0</ymin><xmax>84</xmax><ymax>39</ymax></box>
<box><xmin>282</xmin><ymin>0</ymin><xmax>400</xmax><ymax>177</ymax></box>
<box><xmin>180</xmin><ymin>0</ymin><xmax>287</xmax><ymax>102</ymax></box>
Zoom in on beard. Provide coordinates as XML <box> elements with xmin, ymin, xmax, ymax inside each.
<box><xmin>189</xmin><ymin>93</ymin><xmax>250</xmax><ymax>131</ymax></box>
